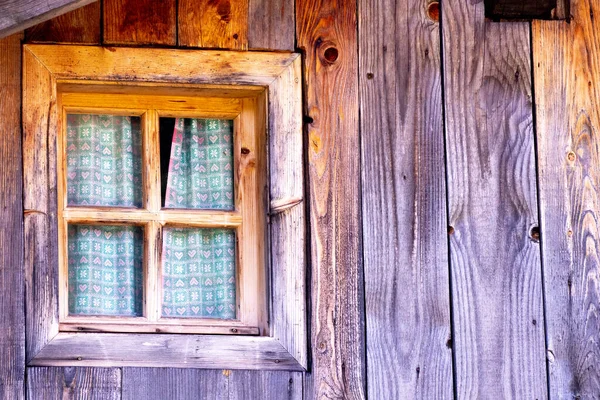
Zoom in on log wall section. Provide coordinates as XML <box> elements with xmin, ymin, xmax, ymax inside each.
<box><xmin>1</xmin><ymin>0</ymin><xmax>597</xmax><ymax>398</ymax></box>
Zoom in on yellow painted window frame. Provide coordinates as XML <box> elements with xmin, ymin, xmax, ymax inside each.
<box><xmin>23</xmin><ymin>44</ymin><xmax>306</xmax><ymax>370</ymax></box>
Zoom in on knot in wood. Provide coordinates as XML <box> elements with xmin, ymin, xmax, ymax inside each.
<box><xmin>323</xmin><ymin>47</ymin><xmax>339</xmax><ymax>63</ymax></box>
<box><xmin>427</xmin><ymin>2</ymin><xmax>440</xmax><ymax>22</ymax></box>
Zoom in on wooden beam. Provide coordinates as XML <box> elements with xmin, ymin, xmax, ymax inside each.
<box><xmin>485</xmin><ymin>0</ymin><xmax>569</xmax><ymax>19</ymax></box>
<box><xmin>359</xmin><ymin>0</ymin><xmax>453</xmax><ymax>397</ymax></box>
<box><xmin>533</xmin><ymin>0</ymin><xmax>600</xmax><ymax>396</ymax></box>
<box><xmin>0</xmin><ymin>32</ymin><xmax>25</xmax><ymax>400</ymax></box>
<box><xmin>297</xmin><ymin>0</ymin><xmax>366</xmax><ymax>397</ymax></box>
<box><xmin>0</xmin><ymin>0</ymin><xmax>96</xmax><ymax>39</ymax></box>
<box><xmin>442</xmin><ymin>0</ymin><xmax>548</xmax><ymax>397</ymax></box>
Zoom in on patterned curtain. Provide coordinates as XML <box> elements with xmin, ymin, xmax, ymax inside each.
<box><xmin>67</xmin><ymin>114</ymin><xmax>144</xmax><ymax>316</ymax></box>
<box><xmin>162</xmin><ymin>118</ymin><xmax>237</xmax><ymax>319</ymax></box>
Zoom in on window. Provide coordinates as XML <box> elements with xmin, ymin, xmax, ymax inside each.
<box><xmin>23</xmin><ymin>45</ymin><xmax>306</xmax><ymax>370</ymax></box>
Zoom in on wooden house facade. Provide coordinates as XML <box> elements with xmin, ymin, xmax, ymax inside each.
<box><xmin>0</xmin><ymin>0</ymin><xmax>598</xmax><ymax>398</ymax></box>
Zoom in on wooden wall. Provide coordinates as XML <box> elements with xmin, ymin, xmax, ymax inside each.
<box><xmin>0</xmin><ymin>0</ymin><xmax>598</xmax><ymax>398</ymax></box>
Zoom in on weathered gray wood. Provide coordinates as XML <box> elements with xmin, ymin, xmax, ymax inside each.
<box><xmin>30</xmin><ymin>333</ymin><xmax>304</xmax><ymax>370</ymax></box>
<box><xmin>297</xmin><ymin>0</ymin><xmax>367</xmax><ymax>397</ymax></box>
<box><xmin>0</xmin><ymin>32</ymin><xmax>25</xmax><ymax>400</ymax></box>
<box><xmin>533</xmin><ymin>2</ymin><xmax>600</xmax><ymax>396</ymax></box>
<box><xmin>23</xmin><ymin>42</ymin><xmax>60</xmax><ymax>361</ymax></box>
<box><xmin>27</xmin><ymin>367</ymin><xmax>121</xmax><ymax>400</ymax></box>
<box><xmin>484</xmin><ymin>0</ymin><xmax>568</xmax><ymax>19</ymax></box>
<box><xmin>0</xmin><ymin>0</ymin><xmax>96</xmax><ymax>39</ymax></box>
<box><xmin>122</xmin><ymin>369</ymin><xmax>228</xmax><ymax>400</ymax></box>
<box><xmin>441</xmin><ymin>0</ymin><xmax>548</xmax><ymax>398</ymax></box>
<box><xmin>228</xmin><ymin>370</ymin><xmax>303</xmax><ymax>399</ymax></box>
<box><xmin>268</xmin><ymin>57</ymin><xmax>307</xmax><ymax>369</ymax></box>
<box><xmin>359</xmin><ymin>0</ymin><xmax>452</xmax><ymax>397</ymax></box>
<box><xmin>248</xmin><ymin>0</ymin><xmax>294</xmax><ymax>51</ymax></box>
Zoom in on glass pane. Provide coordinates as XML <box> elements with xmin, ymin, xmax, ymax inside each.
<box><xmin>66</xmin><ymin>114</ymin><xmax>143</xmax><ymax>207</ymax></box>
<box><xmin>68</xmin><ymin>224</ymin><xmax>143</xmax><ymax>317</ymax></box>
<box><xmin>162</xmin><ymin>118</ymin><xmax>234</xmax><ymax>210</ymax></box>
<box><xmin>162</xmin><ymin>228</ymin><xmax>236</xmax><ymax>319</ymax></box>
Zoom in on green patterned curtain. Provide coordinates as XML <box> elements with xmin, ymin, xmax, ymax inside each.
<box><xmin>162</xmin><ymin>118</ymin><xmax>237</xmax><ymax>319</ymax></box>
<box><xmin>66</xmin><ymin>114</ymin><xmax>142</xmax><ymax>207</ymax></box>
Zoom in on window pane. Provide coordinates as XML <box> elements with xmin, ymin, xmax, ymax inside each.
<box><xmin>162</xmin><ymin>227</ymin><xmax>236</xmax><ymax>319</ymax></box>
<box><xmin>67</xmin><ymin>114</ymin><xmax>143</xmax><ymax>207</ymax></box>
<box><xmin>68</xmin><ymin>224</ymin><xmax>143</xmax><ymax>317</ymax></box>
<box><xmin>163</xmin><ymin>118</ymin><xmax>234</xmax><ymax>210</ymax></box>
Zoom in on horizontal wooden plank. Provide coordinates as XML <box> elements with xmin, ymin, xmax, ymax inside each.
<box><xmin>27</xmin><ymin>367</ymin><xmax>121</xmax><ymax>400</ymax></box>
<box><xmin>25</xmin><ymin>45</ymin><xmax>300</xmax><ymax>86</ymax></box>
<box><xmin>0</xmin><ymin>0</ymin><xmax>96</xmax><ymax>39</ymax></box>
<box><xmin>62</xmin><ymin>92</ymin><xmax>242</xmax><ymax>116</ymax></box>
<box><xmin>59</xmin><ymin>322</ymin><xmax>259</xmax><ymax>335</ymax></box>
<box><xmin>63</xmin><ymin>208</ymin><xmax>242</xmax><ymax>228</ymax></box>
<box><xmin>30</xmin><ymin>333</ymin><xmax>305</xmax><ymax>370</ymax></box>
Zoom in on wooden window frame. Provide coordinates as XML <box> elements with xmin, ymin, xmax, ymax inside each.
<box><xmin>23</xmin><ymin>44</ymin><xmax>306</xmax><ymax>370</ymax></box>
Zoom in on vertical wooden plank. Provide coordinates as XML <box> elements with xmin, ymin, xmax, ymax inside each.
<box><xmin>23</xmin><ymin>46</ymin><xmax>60</xmax><ymax>362</ymax></box>
<box><xmin>0</xmin><ymin>32</ymin><xmax>25</xmax><ymax>400</ymax></box>
<box><xmin>228</xmin><ymin>370</ymin><xmax>303</xmax><ymax>400</ymax></box>
<box><xmin>103</xmin><ymin>0</ymin><xmax>176</xmax><ymax>46</ymax></box>
<box><xmin>359</xmin><ymin>0</ymin><xmax>453</xmax><ymax>398</ymax></box>
<box><xmin>248</xmin><ymin>0</ymin><xmax>294</xmax><ymax>51</ymax></box>
<box><xmin>533</xmin><ymin>0</ymin><xmax>600</xmax><ymax>396</ymax></box>
<box><xmin>122</xmin><ymin>368</ymin><xmax>228</xmax><ymax>399</ymax></box>
<box><xmin>178</xmin><ymin>0</ymin><xmax>248</xmax><ymax>50</ymax></box>
<box><xmin>24</xmin><ymin>2</ymin><xmax>101</xmax><ymax>44</ymax></box>
<box><xmin>442</xmin><ymin>0</ymin><xmax>548</xmax><ymax>398</ymax></box>
<box><xmin>297</xmin><ymin>0</ymin><xmax>366</xmax><ymax>398</ymax></box>
<box><xmin>27</xmin><ymin>367</ymin><xmax>121</xmax><ymax>399</ymax></box>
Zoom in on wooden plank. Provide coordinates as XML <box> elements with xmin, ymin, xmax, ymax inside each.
<box><xmin>25</xmin><ymin>44</ymin><xmax>299</xmax><ymax>87</ymax></box>
<box><xmin>178</xmin><ymin>0</ymin><xmax>248</xmax><ymax>50</ymax></box>
<box><xmin>27</xmin><ymin>367</ymin><xmax>121</xmax><ymax>399</ymax></box>
<box><xmin>228</xmin><ymin>370</ymin><xmax>303</xmax><ymax>399</ymax></box>
<box><xmin>23</xmin><ymin>41</ymin><xmax>60</xmax><ymax>361</ymax></box>
<box><xmin>248</xmin><ymin>0</ymin><xmax>294</xmax><ymax>51</ymax></box>
<box><xmin>0</xmin><ymin>32</ymin><xmax>25</xmax><ymax>400</ymax></box>
<box><xmin>296</xmin><ymin>0</ymin><xmax>366</xmax><ymax>398</ymax></box>
<box><xmin>103</xmin><ymin>0</ymin><xmax>176</xmax><ymax>46</ymax></box>
<box><xmin>441</xmin><ymin>1</ymin><xmax>548</xmax><ymax>398</ymax></box>
<box><xmin>123</xmin><ymin>369</ymin><xmax>228</xmax><ymax>399</ymax></box>
<box><xmin>0</xmin><ymin>0</ymin><xmax>95</xmax><ymax>39</ymax></box>
<box><xmin>30</xmin><ymin>333</ymin><xmax>304</xmax><ymax>370</ymax></box>
<box><xmin>532</xmin><ymin>2</ymin><xmax>600</xmax><ymax>397</ymax></box>
<box><xmin>24</xmin><ymin>2</ymin><xmax>101</xmax><ymax>44</ymax></box>
<box><xmin>485</xmin><ymin>0</ymin><xmax>566</xmax><ymax>19</ymax></box>
<box><xmin>358</xmin><ymin>0</ymin><xmax>452</xmax><ymax>398</ymax></box>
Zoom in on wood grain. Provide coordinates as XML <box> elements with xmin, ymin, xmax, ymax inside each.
<box><xmin>26</xmin><ymin>44</ymin><xmax>298</xmax><ymax>86</ymax></box>
<box><xmin>24</xmin><ymin>2</ymin><xmax>101</xmax><ymax>44</ymax></box>
<box><xmin>103</xmin><ymin>0</ymin><xmax>176</xmax><ymax>45</ymax></box>
<box><xmin>359</xmin><ymin>0</ymin><xmax>453</xmax><ymax>397</ymax></box>
<box><xmin>30</xmin><ymin>333</ymin><xmax>304</xmax><ymax>370</ymax></box>
<box><xmin>533</xmin><ymin>0</ymin><xmax>600</xmax><ymax>396</ymax></box>
<box><xmin>123</xmin><ymin>368</ymin><xmax>228</xmax><ymax>399</ymax></box>
<box><xmin>297</xmin><ymin>0</ymin><xmax>366</xmax><ymax>397</ymax></box>
<box><xmin>248</xmin><ymin>0</ymin><xmax>294</xmax><ymax>51</ymax></box>
<box><xmin>485</xmin><ymin>0</ymin><xmax>564</xmax><ymax>19</ymax></box>
<box><xmin>23</xmin><ymin>44</ymin><xmax>60</xmax><ymax>361</ymax></box>
<box><xmin>228</xmin><ymin>370</ymin><xmax>303</xmax><ymax>399</ymax></box>
<box><xmin>442</xmin><ymin>0</ymin><xmax>548</xmax><ymax>398</ymax></box>
<box><xmin>178</xmin><ymin>0</ymin><xmax>248</xmax><ymax>50</ymax></box>
<box><xmin>27</xmin><ymin>367</ymin><xmax>121</xmax><ymax>399</ymax></box>
<box><xmin>0</xmin><ymin>32</ymin><xmax>25</xmax><ymax>400</ymax></box>
<box><xmin>0</xmin><ymin>0</ymin><xmax>96</xmax><ymax>38</ymax></box>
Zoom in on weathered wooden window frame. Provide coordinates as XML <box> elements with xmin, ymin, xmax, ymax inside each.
<box><xmin>23</xmin><ymin>44</ymin><xmax>306</xmax><ymax>370</ymax></box>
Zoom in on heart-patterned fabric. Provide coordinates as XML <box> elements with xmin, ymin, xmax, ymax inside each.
<box><xmin>68</xmin><ymin>225</ymin><xmax>143</xmax><ymax>316</ymax></box>
<box><xmin>162</xmin><ymin>228</ymin><xmax>236</xmax><ymax>319</ymax></box>
<box><xmin>66</xmin><ymin>114</ymin><xmax>142</xmax><ymax>207</ymax></box>
<box><xmin>164</xmin><ymin>118</ymin><xmax>234</xmax><ymax>210</ymax></box>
